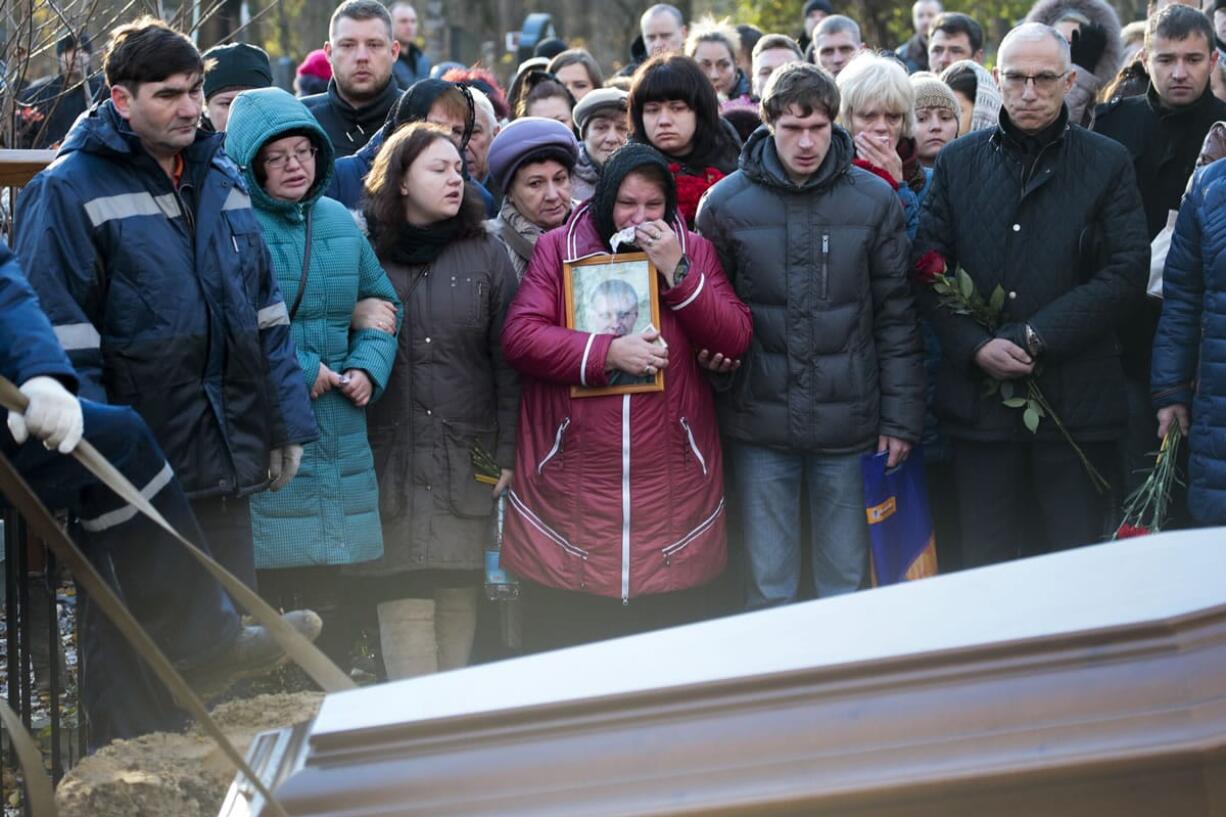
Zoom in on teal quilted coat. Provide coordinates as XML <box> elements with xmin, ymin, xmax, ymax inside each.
<box><xmin>226</xmin><ymin>88</ymin><xmax>401</xmax><ymax>569</ymax></box>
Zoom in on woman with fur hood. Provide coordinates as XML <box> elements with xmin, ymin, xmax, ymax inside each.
<box><xmin>1025</xmin><ymin>0</ymin><xmax>1123</xmax><ymax>127</ymax></box>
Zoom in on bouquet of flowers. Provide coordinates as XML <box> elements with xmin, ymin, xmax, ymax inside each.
<box><xmin>913</xmin><ymin>250</ymin><xmax>1111</xmax><ymax>494</ymax></box>
<box><xmin>1114</xmin><ymin>426</ymin><xmax>1183</xmax><ymax>539</ymax></box>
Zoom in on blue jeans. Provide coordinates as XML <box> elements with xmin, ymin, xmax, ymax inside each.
<box><xmin>3</xmin><ymin>401</ymin><xmax>240</xmax><ymax>748</ymax></box>
<box><xmin>729</xmin><ymin>443</ymin><xmax>871</xmax><ymax>609</ymax></box>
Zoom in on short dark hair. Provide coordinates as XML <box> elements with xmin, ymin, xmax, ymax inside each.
<box><xmin>760</xmin><ymin>61</ymin><xmax>839</xmax><ymax>124</ymax></box>
<box><xmin>941</xmin><ymin>61</ymin><xmax>979</xmax><ymax>100</ymax></box>
<box><xmin>329</xmin><ymin>0</ymin><xmax>392</xmax><ymax>41</ymax></box>
<box><xmin>930</xmin><ymin>12</ymin><xmax>983</xmax><ymax>54</ymax></box>
<box><xmin>104</xmin><ymin>17</ymin><xmax>202</xmax><ymax>91</ymax></box>
<box><xmin>363</xmin><ymin>122</ymin><xmax>486</xmax><ymax>256</ymax></box>
<box><xmin>548</xmin><ymin>49</ymin><xmax>605</xmax><ymax>90</ymax></box>
<box><xmin>753</xmin><ymin>33</ymin><xmax>803</xmax><ymax>61</ymax></box>
<box><xmin>629</xmin><ymin>54</ymin><xmax>735</xmax><ymax>158</ymax></box>
<box><xmin>1146</xmin><ymin>4</ymin><xmax>1214</xmax><ymax>50</ymax></box>
<box><xmin>736</xmin><ymin>24</ymin><xmax>763</xmax><ymax>59</ymax></box>
<box><xmin>515</xmin><ymin>77</ymin><xmax>576</xmax><ymax>119</ymax></box>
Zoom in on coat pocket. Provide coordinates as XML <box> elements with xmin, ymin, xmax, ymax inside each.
<box><xmin>443</xmin><ymin>424</ymin><xmax>497</xmax><ymax>518</ymax></box>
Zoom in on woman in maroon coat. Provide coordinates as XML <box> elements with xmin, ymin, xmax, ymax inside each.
<box><xmin>501</xmin><ymin>143</ymin><xmax>752</xmax><ymax>650</ymax></box>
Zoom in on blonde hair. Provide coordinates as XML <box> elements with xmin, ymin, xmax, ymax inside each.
<box><xmin>836</xmin><ymin>51</ymin><xmax>916</xmax><ymax>139</ymax></box>
<box><xmin>685</xmin><ymin>15</ymin><xmax>741</xmax><ymax>62</ymax></box>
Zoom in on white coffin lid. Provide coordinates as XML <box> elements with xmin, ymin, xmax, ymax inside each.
<box><xmin>314</xmin><ymin>527</ymin><xmax>1226</xmax><ymax>737</ymax></box>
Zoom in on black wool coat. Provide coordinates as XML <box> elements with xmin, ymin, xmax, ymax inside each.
<box><xmin>912</xmin><ymin>107</ymin><xmax>1150</xmax><ymax>443</ymax></box>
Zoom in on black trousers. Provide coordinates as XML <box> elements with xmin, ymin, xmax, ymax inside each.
<box><xmin>191</xmin><ymin>494</ymin><xmax>255</xmax><ymax>592</ymax></box>
<box><xmin>952</xmin><ymin>438</ymin><xmax>1115</xmax><ymax>568</ymax></box>
<box><xmin>521</xmin><ymin>580</ymin><xmax>716</xmax><ymax>654</ymax></box>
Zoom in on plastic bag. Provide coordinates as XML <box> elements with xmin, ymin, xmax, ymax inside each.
<box><xmin>860</xmin><ymin>449</ymin><xmax>938</xmax><ymax>586</ymax></box>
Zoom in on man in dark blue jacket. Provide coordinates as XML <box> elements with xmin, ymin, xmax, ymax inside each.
<box><xmin>0</xmin><ymin>239</ymin><xmax>321</xmax><ymax>749</ymax></box>
<box><xmin>14</xmin><ymin>18</ymin><xmax>318</xmax><ymax>592</ymax></box>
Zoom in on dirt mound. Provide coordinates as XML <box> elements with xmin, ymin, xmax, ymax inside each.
<box><xmin>55</xmin><ymin>692</ymin><xmax>324</xmax><ymax>817</ymax></box>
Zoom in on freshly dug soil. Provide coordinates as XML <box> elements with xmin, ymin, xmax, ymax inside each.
<box><xmin>55</xmin><ymin>692</ymin><xmax>324</xmax><ymax>817</ymax></box>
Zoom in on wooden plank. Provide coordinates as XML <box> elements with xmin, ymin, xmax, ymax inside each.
<box><xmin>0</xmin><ymin>150</ymin><xmax>54</xmax><ymax>187</ymax></box>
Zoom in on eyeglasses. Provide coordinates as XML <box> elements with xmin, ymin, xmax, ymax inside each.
<box><xmin>1000</xmin><ymin>71</ymin><xmax>1068</xmax><ymax>92</ymax></box>
<box><xmin>262</xmin><ymin>146</ymin><xmax>317</xmax><ymax>169</ymax></box>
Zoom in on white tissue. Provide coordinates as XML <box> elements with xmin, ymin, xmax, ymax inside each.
<box><xmin>610</xmin><ymin>225</ymin><xmax>639</xmax><ymax>255</ymax></box>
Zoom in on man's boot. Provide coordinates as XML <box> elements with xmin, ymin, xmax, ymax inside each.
<box><xmin>377</xmin><ymin>598</ymin><xmax>437</xmax><ymax>680</ymax></box>
<box><xmin>185</xmin><ymin>608</ymin><xmax>323</xmax><ymax>698</ymax></box>
<box><xmin>434</xmin><ymin>587</ymin><xmax>477</xmax><ymax>672</ymax></box>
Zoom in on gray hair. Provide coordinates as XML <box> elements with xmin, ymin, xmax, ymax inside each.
<box><xmin>641</xmin><ymin>4</ymin><xmax>684</xmax><ymax>32</ymax></box>
<box><xmin>816</xmin><ymin>14</ymin><xmax>861</xmax><ymax>43</ymax></box>
<box><xmin>998</xmin><ymin>22</ymin><xmax>1071</xmax><ymax>72</ymax></box>
<box><xmin>836</xmin><ymin>50</ymin><xmax>916</xmax><ymax>138</ymax></box>
<box><xmin>470</xmin><ymin>87</ymin><xmax>497</xmax><ymax>130</ymax></box>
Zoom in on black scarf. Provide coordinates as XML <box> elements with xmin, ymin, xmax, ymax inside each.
<box><xmin>381</xmin><ymin>216</ymin><xmax>462</xmax><ymax>266</ymax></box>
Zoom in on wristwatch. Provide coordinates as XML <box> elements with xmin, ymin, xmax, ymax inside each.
<box><xmin>672</xmin><ymin>255</ymin><xmax>691</xmax><ymax>288</ymax></box>
<box><xmin>1024</xmin><ymin>323</ymin><xmax>1043</xmax><ymax>357</ymax></box>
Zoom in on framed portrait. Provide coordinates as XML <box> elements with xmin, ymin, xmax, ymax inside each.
<box><xmin>563</xmin><ymin>252</ymin><xmax>664</xmax><ymax>398</ymax></box>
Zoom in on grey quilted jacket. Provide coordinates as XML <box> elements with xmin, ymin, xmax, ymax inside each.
<box><xmin>696</xmin><ymin>125</ymin><xmax>924</xmax><ymax>454</ymax></box>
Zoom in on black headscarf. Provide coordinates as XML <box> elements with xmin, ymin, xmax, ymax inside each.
<box><xmin>591</xmin><ymin>143</ymin><xmax>679</xmax><ymax>248</ymax></box>
<box><xmin>381</xmin><ymin>78</ymin><xmax>475</xmax><ymax>150</ymax></box>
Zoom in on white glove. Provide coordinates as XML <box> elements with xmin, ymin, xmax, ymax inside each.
<box><xmin>6</xmin><ymin>376</ymin><xmax>84</xmax><ymax>454</ymax></box>
<box><xmin>268</xmin><ymin>444</ymin><xmax>304</xmax><ymax>491</ymax></box>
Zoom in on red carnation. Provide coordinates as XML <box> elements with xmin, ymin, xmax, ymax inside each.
<box><xmin>670</xmin><ymin>164</ymin><xmax>725</xmax><ymax>226</ymax></box>
<box><xmin>1114</xmin><ymin>524</ymin><xmax>1151</xmax><ymax>539</ymax></box>
<box><xmin>913</xmin><ymin>250</ymin><xmax>946</xmax><ymax>285</ymax></box>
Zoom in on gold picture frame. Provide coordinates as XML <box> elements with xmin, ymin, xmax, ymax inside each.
<box><xmin>563</xmin><ymin>252</ymin><xmax>664</xmax><ymax>398</ymax></box>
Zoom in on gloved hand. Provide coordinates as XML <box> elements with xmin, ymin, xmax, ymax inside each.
<box><xmin>268</xmin><ymin>444</ymin><xmax>304</xmax><ymax>491</ymax></box>
<box><xmin>6</xmin><ymin>376</ymin><xmax>84</xmax><ymax>453</ymax></box>
<box><xmin>1069</xmin><ymin>23</ymin><xmax>1107</xmax><ymax>73</ymax></box>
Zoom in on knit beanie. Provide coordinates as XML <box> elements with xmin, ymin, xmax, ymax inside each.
<box><xmin>591</xmin><ymin>142</ymin><xmax>677</xmax><ymax>247</ymax></box>
<box><xmin>202</xmin><ymin>42</ymin><xmax>272</xmax><ymax>100</ymax></box>
<box><xmin>573</xmin><ymin>88</ymin><xmax>629</xmax><ymax>137</ymax></box>
<box><xmin>1214</xmin><ymin>0</ymin><xmax>1226</xmax><ymax>14</ymax></box>
<box><xmin>910</xmin><ymin>72</ymin><xmax>961</xmax><ymax>119</ymax></box>
<box><xmin>296</xmin><ymin>49</ymin><xmax>333</xmax><ymax>81</ymax></box>
<box><xmin>487</xmin><ymin>117</ymin><xmax>580</xmax><ymax>193</ymax></box>
<box><xmin>803</xmin><ymin>0</ymin><xmax>834</xmax><ymax>17</ymax></box>
<box><xmin>940</xmin><ymin>59</ymin><xmax>1001</xmax><ymax>133</ymax></box>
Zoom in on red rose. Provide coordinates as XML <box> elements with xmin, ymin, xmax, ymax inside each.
<box><xmin>1115</xmin><ymin>524</ymin><xmax>1150</xmax><ymax>539</ymax></box>
<box><xmin>913</xmin><ymin>250</ymin><xmax>946</xmax><ymax>285</ymax></box>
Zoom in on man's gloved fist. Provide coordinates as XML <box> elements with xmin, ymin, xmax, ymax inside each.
<box><xmin>6</xmin><ymin>376</ymin><xmax>83</xmax><ymax>453</ymax></box>
<box><xmin>268</xmin><ymin>444</ymin><xmax>304</xmax><ymax>491</ymax></box>
<box><xmin>1069</xmin><ymin>23</ymin><xmax>1107</xmax><ymax>73</ymax></box>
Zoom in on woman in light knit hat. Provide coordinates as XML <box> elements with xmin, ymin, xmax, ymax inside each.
<box><xmin>910</xmin><ymin>72</ymin><xmax>961</xmax><ymax>167</ymax></box>
<box><xmin>940</xmin><ymin>59</ymin><xmax>1002</xmax><ymax>136</ymax></box>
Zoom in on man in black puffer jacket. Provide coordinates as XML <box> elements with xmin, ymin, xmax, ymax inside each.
<box><xmin>697</xmin><ymin>63</ymin><xmax>923</xmax><ymax>609</ymax></box>
<box><xmin>913</xmin><ymin>23</ymin><xmax>1148</xmax><ymax>568</ymax></box>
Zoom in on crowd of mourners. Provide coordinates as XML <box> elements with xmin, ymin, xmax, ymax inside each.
<box><xmin>4</xmin><ymin>0</ymin><xmax>1226</xmax><ymax>750</ymax></box>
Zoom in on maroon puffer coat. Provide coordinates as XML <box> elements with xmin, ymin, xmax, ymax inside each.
<box><xmin>500</xmin><ymin>202</ymin><xmax>752</xmax><ymax>601</ymax></box>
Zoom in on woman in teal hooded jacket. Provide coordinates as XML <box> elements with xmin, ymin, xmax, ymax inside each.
<box><xmin>227</xmin><ymin>88</ymin><xmax>400</xmax><ymax>664</ymax></box>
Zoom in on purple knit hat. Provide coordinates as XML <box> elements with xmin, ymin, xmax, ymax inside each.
<box><xmin>486</xmin><ymin>116</ymin><xmax>580</xmax><ymax>192</ymax></box>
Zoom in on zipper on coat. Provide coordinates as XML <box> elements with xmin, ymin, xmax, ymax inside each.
<box><xmin>536</xmin><ymin>417</ymin><xmax>571</xmax><ymax>473</ymax></box>
<box><xmin>231</xmin><ymin>235</ymin><xmax>239</xmax><ymax>253</ymax></box>
<box><xmin>621</xmin><ymin>394</ymin><xmax>632</xmax><ymax>605</ymax></box>
<box><xmin>820</xmin><ymin>233</ymin><xmax>830</xmax><ymax>300</ymax></box>
<box><xmin>679</xmin><ymin>417</ymin><xmax>708</xmax><ymax>476</ymax></box>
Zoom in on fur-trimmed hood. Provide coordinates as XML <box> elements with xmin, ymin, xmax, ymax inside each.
<box><xmin>1025</xmin><ymin>0</ymin><xmax>1123</xmax><ymax>84</ymax></box>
